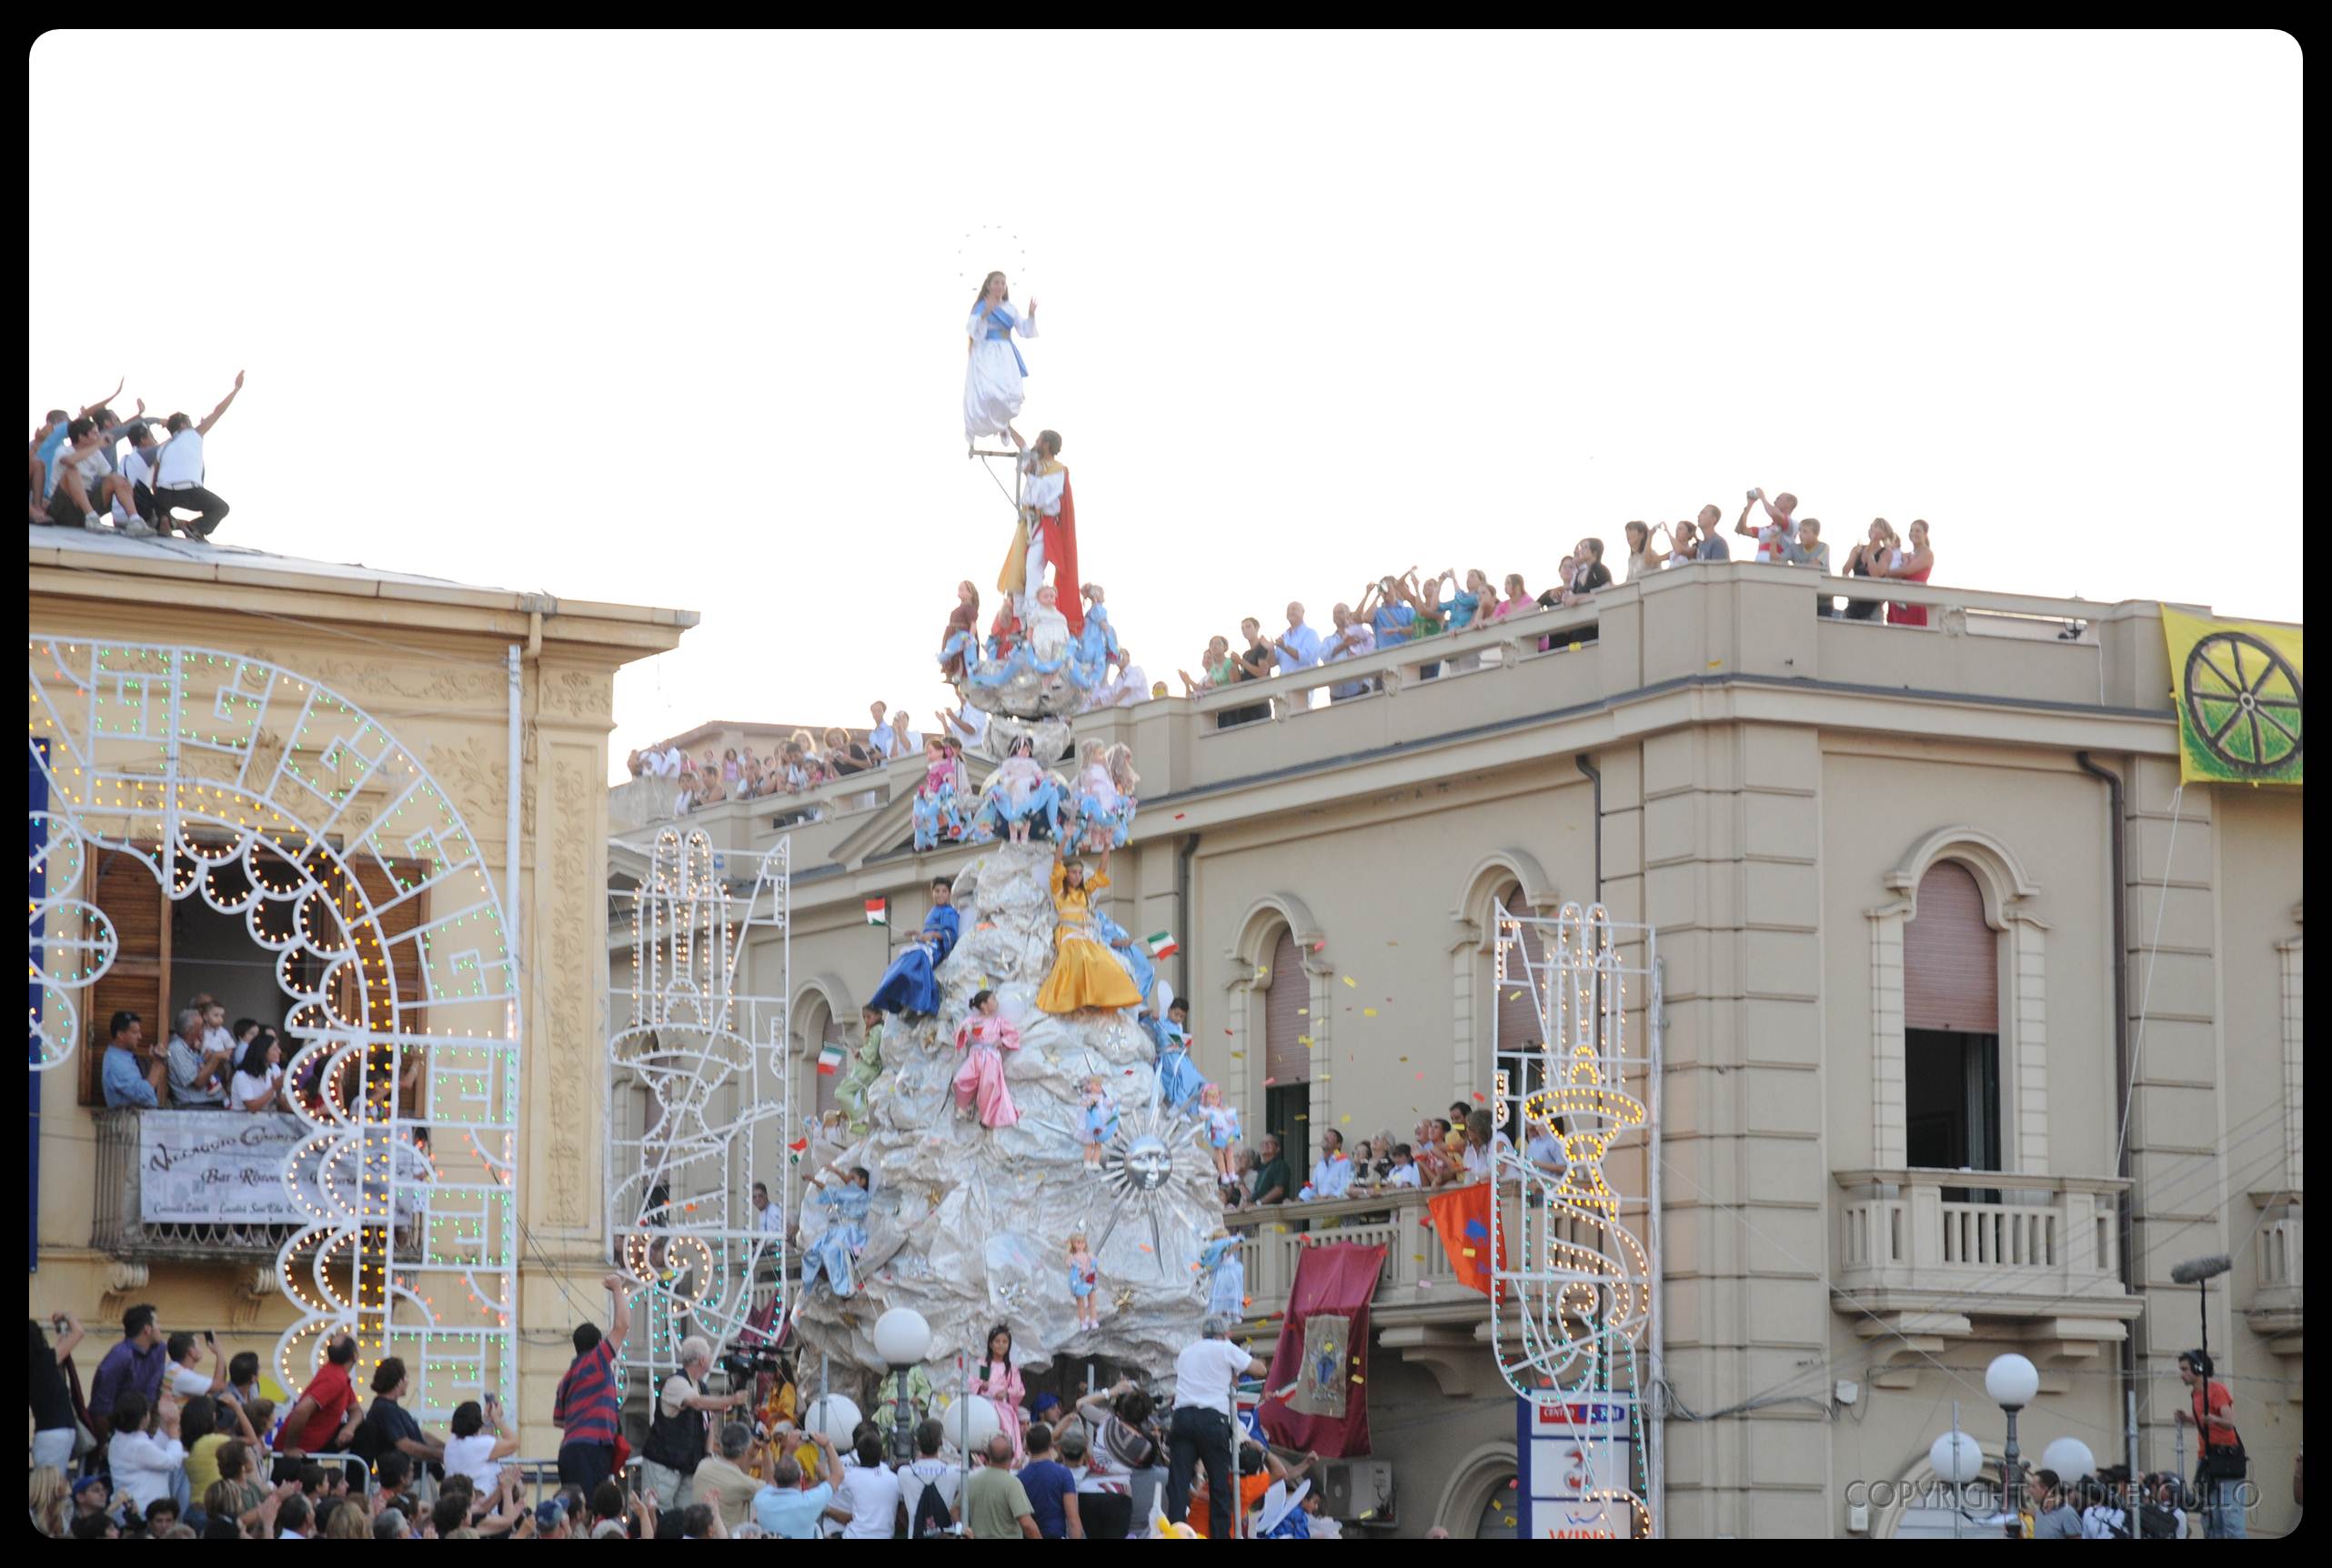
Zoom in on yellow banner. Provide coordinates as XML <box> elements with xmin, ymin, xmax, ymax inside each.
<box><xmin>2161</xmin><ymin>608</ymin><xmax>2303</xmax><ymax>787</ymax></box>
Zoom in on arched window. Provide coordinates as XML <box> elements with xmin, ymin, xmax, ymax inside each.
<box><xmin>797</xmin><ymin>993</ymin><xmax>842</xmax><ymax>1125</ymax></box>
<box><xmin>1902</xmin><ymin>861</ymin><xmax>2001</xmax><ymax>1184</ymax></box>
<box><xmin>1263</xmin><ymin>929</ymin><xmax>1308</xmax><ymax>1159</ymax></box>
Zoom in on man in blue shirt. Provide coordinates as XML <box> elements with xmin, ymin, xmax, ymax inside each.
<box><xmin>750</xmin><ymin>1431</ymin><xmax>845</xmax><ymax>1538</ymax></box>
<box><xmin>1366</xmin><ymin>575</ymin><xmax>1417</xmax><ymax>648</ymax></box>
<box><xmin>100</xmin><ymin>1010</ymin><xmax>161</xmax><ymax>1109</ymax></box>
<box><xmin>87</xmin><ymin>1303</ymin><xmax>168</xmax><ymax>1432</ymax></box>
<box><xmin>1272</xmin><ymin>602</ymin><xmax>1323</xmax><ymax>674</ymax></box>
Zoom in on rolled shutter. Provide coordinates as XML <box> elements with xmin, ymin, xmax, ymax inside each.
<box><xmin>1904</xmin><ymin>861</ymin><xmax>1998</xmax><ymax>1032</ymax></box>
<box><xmin>1494</xmin><ymin>887</ymin><xmax>1547</xmax><ymax>1051</ymax></box>
<box><xmin>1264</xmin><ymin>930</ymin><xmax>1307</xmax><ymax>1086</ymax></box>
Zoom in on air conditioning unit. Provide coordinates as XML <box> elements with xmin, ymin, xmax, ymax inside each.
<box><xmin>1319</xmin><ymin>1459</ymin><xmax>1394</xmax><ymax>1521</ymax></box>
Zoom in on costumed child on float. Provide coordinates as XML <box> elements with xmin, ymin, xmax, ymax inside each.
<box><xmin>869</xmin><ymin>877</ymin><xmax>960</xmax><ymax>1017</ymax></box>
<box><xmin>795</xmin><ymin>1164</ymin><xmax>872</xmax><ymax>1313</ymax></box>
<box><xmin>1152</xmin><ymin>999</ymin><xmax>1205</xmax><ymax>1115</ymax></box>
<box><xmin>1066</xmin><ymin>1231</ymin><xmax>1101</xmax><ymax>1332</ymax></box>
<box><xmin>952</xmin><ymin>988</ymin><xmax>1021</xmax><ymax>1129</ymax></box>
<box><xmin>980</xmin><ymin>734</ymin><xmax>1061</xmax><ymax>845</ymax></box>
<box><xmin>1200</xmin><ymin>1082</ymin><xmax>1241</xmax><ymax>1186</ymax></box>
<box><xmin>1079</xmin><ymin>1075</ymin><xmax>1120</xmax><ymax>1168</ymax></box>
<box><xmin>1199</xmin><ymin>1226</ymin><xmax>1245</xmax><ymax>1318</ymax></box>
<box><xmin>1035</xmin><ymin>842</ymin><xmax>1145</xmax><ymax>1016</ymax></box>
<box><xmin>998</xmin><ymin>429</ymin><xmax>1080</xmax><ymax>634</ymax></box>
<box><xmin>910</xmin><ymin>737</ymin><xmax>969</xmax><ymax>852</ymax></box>
<box><xmin>833</xmin><ymin>1007</ymin><xmax>886</xmax><ymax>1137</ymax></box>
<box><xmin>938</xmin><ymin>580</ymin><xmax>981</xmax><ymax>689</ymax></box>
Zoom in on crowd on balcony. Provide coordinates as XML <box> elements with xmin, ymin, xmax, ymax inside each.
<box><xmin>98</xmin><ymin>998</ymin><xmax>426</xmax><ymax>1124</ymax></box>
<box><xmin>1212</xmin><ymin>1102</ymin><xmax>1564</xmax><ymax>1213</ymax></box>
<box><xmin>28</xmin><ymin>373</ymin><xmax>245</xmax><ymax>541</ymax></box>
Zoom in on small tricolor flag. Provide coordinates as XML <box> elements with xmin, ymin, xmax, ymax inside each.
<box><xmin>1147</xmin><ymin>930</ymin><xmax>1180</xmax><ymax>960</ymax></box>
<box><xmin>864</xmin><ymin>899</ymin><xmax>887</xmax><ymax>927</ymax></box>
<box><xmin>816</xmin><ymin>1041</ymin><xmax>846</xmax><ymax>1076</ymax></box>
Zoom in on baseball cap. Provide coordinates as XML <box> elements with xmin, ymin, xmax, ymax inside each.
<box><xmin>72</xmin><ymin>1476</ymin><xmax>107</xmax><ymax>1497</ymax></box>
<box><xmin>534</xmin><ymin>1500</ymin><xmax>567</xmax><ymax>1531</ymax></box>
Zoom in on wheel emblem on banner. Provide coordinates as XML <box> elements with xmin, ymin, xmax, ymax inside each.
<box><xmin>2183</xmin><ymin>630</ymin><xmax>2301</xmax><ymax>778</ymax></box>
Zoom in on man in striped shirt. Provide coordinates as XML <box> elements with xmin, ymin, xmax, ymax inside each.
<box><xmin>556</xmin><ymin>1274</ymin><xmax>638</xmax><ymax>1494</ymax></box>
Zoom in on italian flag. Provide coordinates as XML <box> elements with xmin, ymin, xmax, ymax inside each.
<box><xmin>1147</xmin><ymin>931</ymin><xmax>1180</xmax><ymax>960</ymax></box>
<box><xmin>864</xmin><ymin>899</ymin><xmax>887</xmax><ymax>927</ymax></box>
<box><xmin>817</xmin><ymin>1041</ymin><xmax>846</xmax><ymax>1076</ymax></box>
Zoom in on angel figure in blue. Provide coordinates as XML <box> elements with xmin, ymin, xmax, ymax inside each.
<box><xmin>1151</xmin><ymin>998</ymin><xmax>1206</xmax><ymax>1115</ymax></box>
<box><xmin>868</xmin><ymin>876</ymin><xmax>960</xmax><ymax>1017</ymax></box>
<box><xmin>794</xmin><ymin>1164</ymin><xmax>872</xmax><ymax>1311</ymax></box>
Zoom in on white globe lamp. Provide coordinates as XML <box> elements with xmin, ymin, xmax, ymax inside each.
<box><xmin>2039</xmin><ymin>1436</ymin><xmax>2095</xmax><ymax>1483</ymax></box>
<box><xmin>1929</xmin><ymin>1430</ymin><xmax>1984</xmax><ymax>1486</ymax></box>
<box><xmin>873</xmin><ymin>1308</ymin><xmax>932</xmax><ymax>1367</ymax></box>
<box><xmin>1984</xmin><ymin>1353</ymin><xmax>2039</xmax><ymax>1410</ymax></box>
<box><xmin>803</xmin><ymin>1393</ymin><xmax>862</xmax><ymax>1449</ymax></box>
<box><xmin>943</xmin><ymin>1392</ymin><xmax>1002</xmax><ymax>1455</ymax></box>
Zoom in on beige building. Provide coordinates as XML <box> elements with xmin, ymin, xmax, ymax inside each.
<box><xmin>28</xmin><ymin>529</ymin><xmax>688</xmax><ymax>1459</ymax></box>
<box><xmin>621</xmin><ymin>563</ymin><xmax>2302</xmax><ymax>1537</ymax></box>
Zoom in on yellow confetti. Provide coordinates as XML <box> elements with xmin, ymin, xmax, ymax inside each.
<box><xmin>1296</xmin><ymin>1008</ymin><xmax>1308</xmax><ymax>1016</ymax></box>
<box><xmin>1399</xmin><ymin>1055</ymin><xmax>1408</xmax><ymax>1061</ymax></box>
<box><xmin>1351</xmin><ymin>1375</ymin><xmax>1364</xmax><ymax>1384</ymax></box>
<box><xmin>1298</xmin><ymin>1035</ymin><xmax>1312</xmax><ymax>1045</ymax></box>
<box><xmin>1340</xmin><ymin>1114</ymin><xmax>1351</xmax><ymax>1123</ymax></box>
<box><xmin>1230</xmin><ymin>1050</ymin><xmax>1244</xmax><ymax>1059</ymax></box>
<box><xmin>1507</xmin><ymin>990</ymin><xmax>1522</xmax><ymax>1001</ymax></box>
<box><xmin>1362</xmin><ymin>1008</ymin><xmax>1378</xmax><ymax>1018</ymax></box>
<box><xmin>1462</xmin><ymin>1248</ymin><xmax>1477</xmax><ymax>1258</ymax></box>
<box><xmin>1342</xmin><ymin>976</ymin><xmax>1357</xmax><ymax>988</ymax></box>
<box><xmin>1705</xmin><ymin>658</ymin><xmax>1724</xmax><ymax>668</ymax></box>
<box><xmin>1255</xmin><ymin>965</ymin><xmax>1270</xmax><ymax>979</ymax></box>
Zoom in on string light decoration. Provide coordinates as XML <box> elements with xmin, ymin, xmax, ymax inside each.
<box><xmin>605</xmin><ymin>829</ymin><xmax>790</xmax><ymax>1398</ymax></box>
<box><xmin>27</xmin><ymin>638</ymin><xmax>522</xmax><ymax>1425</ymax></box>
<box><xmin>1491</xmin><ymin>900</ymin><xmax>1660</xmax><ymax>1538</ymax></box>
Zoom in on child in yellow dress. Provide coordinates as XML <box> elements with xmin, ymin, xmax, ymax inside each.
<box><xmin>1035</xmin><ymin>842</ymin><xmax>1145</xmax><ymax>1014</ymax></box>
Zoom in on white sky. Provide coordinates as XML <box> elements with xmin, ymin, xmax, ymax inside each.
<box><xmin>28</xmin><ymin>31</ymin><xmax>2302</xmax><ymax>783</ymax></box>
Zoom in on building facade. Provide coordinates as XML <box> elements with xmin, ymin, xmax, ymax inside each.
<box><xmin>29</xmin><ymin>529</ymin><xmax>689</xmax><ymax>1456</ymax></box>
<box><xmin>618</xmin><ymin>563</ymin><xmax>2301</xmax><ymax>1537</ymax></box>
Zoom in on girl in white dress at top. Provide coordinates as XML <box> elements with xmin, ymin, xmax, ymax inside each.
<box><xmin>964</xmin><ymin>271</ymin><xmax>1039</xmax><ymax>452</ymax></box>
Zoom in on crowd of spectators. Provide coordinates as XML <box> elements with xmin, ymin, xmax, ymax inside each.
<box><xmin>628</xmin><ymin>700</ymin><xmax>1003</xmax><ymax>816</ymax></box>
<box><xmin>1212</xmin><ymin>1102</ymin><xmax>1560</xmax><ymax>1212</ymax></box>
<box><xmin>29</xmin><ymin>373</ymin><xmax>245</xmax><ymax>540</ymax></box>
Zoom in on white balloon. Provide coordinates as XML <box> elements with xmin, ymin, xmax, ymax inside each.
<box><xmin>2040</xmin><ymin>1437</ymin><xmax>2096</xmax><ymax>1483</ymax></box>
<box><xmin>803</xmin><ymin>1394</ymin><xmax>862</xmax><ymax>1449</ymax></box>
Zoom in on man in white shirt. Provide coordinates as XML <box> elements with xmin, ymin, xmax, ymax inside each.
<box><xmin>1299</xmin><ymin>1128</ymin><xmax>1355</xmax><ymax>1201</ymax></box>
<box><xmin>1319</xmin><ymin>604</ymin><xmax>1378</xmax><ymax>702</ymax></box>
<box><xmin>41</xmin><ymin>417</ymin><xmax>141</xmax><ymax>532</ymax></box>
<box><xmin>1165</xmin><ymin>1316</ymin><xmax>1259</xmax><ymax>1538</ymax></box>
<box><xmin>885</xmin><ymin>710</ymin><xmax>923</xmax><ymax>761</ymax></box>
<box><xmin>941</xmin><ymin>703</ymin><xmax>988</xmax><ymax>749</ymax></box>
<box><xmin>865</xmin><ymin>702</ymin><xmax>898</xmax><ymax>760</ymax></box>
<box><xmin>1272</xmin><ymin>602</ymin><xmax>1323</xmax><ymax>674</ymax></box>
<box><xmin>835</xmin><ymin>1432</ymin><xmax>904</xmax><ymax>1539</ymax></box>
<box><xmin>165</xmin><ymin>1007</ymin><xmax>230</xmax><ymax>1107</ymax></box>
<box><xmin>752</xmin><ymin>1181</ymin><xmax>785</xmax><ymax>1238</ymax></box>
<box><xmin>152</xmin><ymin>370</ymin><xmax>243</xmax><ymax>540</ymax></box>
<box><xmin>1523</xmin><ymin>1120</ymin><xmax>1570</xmax><ymax>1180</ymax></box>
<box><xmin>116</xmin><ymin>421</ymin><xmax>163</xmax><ymax>537</ymax></box>
<box><xmin>165</xmin><ymin>1331</ymin><xmax>229</xmax><ymax>1402</ymax></box>
<box><xmin>898</xmin><ymin>1419</ymin><xmax>960</xmax><ymax>1537</ymax></box>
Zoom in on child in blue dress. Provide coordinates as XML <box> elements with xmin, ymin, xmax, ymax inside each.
<box><xmin>1152</xmin><ymin>1000</ymin><xmax>1205</xmax><ymax>1115</ymax></box>
<box><xmin>1079</xmin><ymin>1076</ymin><xmax>1120</xmax><ymax>1168</ymax></box>
<box><xmin>1066</xmin><ymin>1231</ymin><xmax>1100</xmax><ymax>1332</ymax></box>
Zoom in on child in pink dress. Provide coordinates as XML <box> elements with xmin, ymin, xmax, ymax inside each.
<box><xmin>952</xmin><ymin>989</ymin><xmax>1021</xmax><ymax>1128</ymax></box>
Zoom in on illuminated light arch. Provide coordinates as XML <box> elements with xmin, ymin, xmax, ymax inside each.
<box><xmin>1490</xmin><ymin>900</ymin><xmax>1659</xmax><ymax>1538</ymax></box>
<box><xmin>28</xmin><ymin>638</ymin><xmax>520</xmax><ymax>1415</ymax></box>
<box><xmin>607</xmin><ymin>829</ymin><xmax>790</xmax><ymax>1396</ymax></box>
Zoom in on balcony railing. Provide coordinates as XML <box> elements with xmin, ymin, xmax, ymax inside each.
<box><xmin>1223</xmin><ymin>1183</ymin><xmax>1563</xmax><ymax>1322</ymax></box>
<box><xmin>1832</xmin><ymin>1168</ymin><xmax>2131</xmax><ymax>1312</ymax></box>
<box><xmin>91</xmin><ymin>1108</ymin><xmax>300</xmax><ymax>1261</ymax></box>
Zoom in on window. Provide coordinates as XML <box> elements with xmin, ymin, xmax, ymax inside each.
<box><xmin>1263</xmin><ymin>930</ymin><xmax>1307</xmax><ymax>1158</ymax></box>
<box><xmin>1493</xmin><ymin>884</ymin><xmax>1546</xmax><ymax>1053</ymax></box>
<box><xmin>1902</xmin><ymin>861</ymin><xmax>2002</xmax><ymax>1200</ymax></box>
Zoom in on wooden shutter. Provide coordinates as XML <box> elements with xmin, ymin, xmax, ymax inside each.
<box><xmin>83</xmin><ymin>849</ymin><xmax>167</xmax><ymax>1105</ymax></box>
<box><xmin>1494</xmin><ymin>887</ymin><xmax>1547</xmax><ymax>1051</ymax></box>
<box><xmin>1264</xmin><ymin>930</ymin><xmax>1308</xmax><ymax>1087</ymax></box>
<box><xmin>1904</xmin><ymin>861</ymin><xmax>1998</xmax><ymax>1033</ymax></box>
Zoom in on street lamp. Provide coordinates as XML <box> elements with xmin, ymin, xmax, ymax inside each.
<box><xmin>873</xmin><ymin>1308</ymin><xmax>932</xmax><ymax>1465</ymax></box>
<box><xmin>1985</xmin><ymin>1353</ymin><xmax>2041</xmax><ymax>1533</ymax></box>
<box><xmin>1930</xmin><ymin>1427</ymin><xmax>1985</xmax><ymax>1538</ymax></box>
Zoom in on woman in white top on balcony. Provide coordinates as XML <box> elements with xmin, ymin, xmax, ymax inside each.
<box><xmin>228</xmin><ymin>1030</ymin><xmax>285</xmax><ymax>1112</ymax></box>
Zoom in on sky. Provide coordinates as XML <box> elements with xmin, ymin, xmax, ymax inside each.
<box><xmin>27</xmin><ymin>31</ymin><xmax>2302</xmax><ymax>782</ymax></box>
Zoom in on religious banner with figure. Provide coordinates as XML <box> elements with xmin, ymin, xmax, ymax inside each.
<box><xmin>1259</xmin><ymin>1241</ymin><xmax>1383</xmax><ymax>1458</ymax></box>
<box><xmin>139</xmin><ymin>1111</ymin><xmax>358</xmax><ymax>1223</ymax></box>
<box><xmin>2160</xmin><ymin>607</ymin><xmax>2303</xmax><ymax>787</ymax></box>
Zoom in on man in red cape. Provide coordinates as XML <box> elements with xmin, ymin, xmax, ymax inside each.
<box><xmin>998</xmin><ymin>428</ymin><xmax>1082</xmax><ymax>637</ymax></box>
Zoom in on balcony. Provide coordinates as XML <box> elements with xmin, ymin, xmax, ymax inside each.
<box><xmin>2246</xmin><ymin>1192</ymin><xmax>2301</xmax><ymax>1358</ymax></box>
<box><xmin>1832</xmin><ymin>1168</ymin><xmax>2140</xmax><ymax>1383</ymax></box>
<box><xmin>92</xmin><ymin>1107</ymin><xmax>308</xmax><ymax>1262</ymax></box>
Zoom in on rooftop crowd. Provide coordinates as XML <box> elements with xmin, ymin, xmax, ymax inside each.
<box><xmin>29</xmin><ymin>373</ymin><xmax>244</xmax><ymax>540</ymax></box>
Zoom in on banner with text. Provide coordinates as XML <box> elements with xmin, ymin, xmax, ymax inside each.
<box><xmin>138</xmin><ymin>1111</ymin><xmax>357</xmax><ymax>1223</ymax></box>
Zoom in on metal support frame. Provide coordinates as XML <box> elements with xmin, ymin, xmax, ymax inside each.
<box><xmin>1489</xmin><ymin>900</ymin><xmax>1659</xmax><ymax>1538</ymax></box>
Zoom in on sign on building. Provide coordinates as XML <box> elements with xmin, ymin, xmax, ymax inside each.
<box><xmin>1516</xmin><ymin>1392</ymin><xmax>1640</xmax><ymax>1539</ymax></box>
<box><xmin>139</xmin><ymin>1112</ymin><xmax>358</xmax><ymax>1223</ymax></box>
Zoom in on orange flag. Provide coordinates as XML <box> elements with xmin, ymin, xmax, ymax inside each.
<box><xmin>1426</xmin><ymin>1181</ymin><xmax>1503</xmax><ymax>1299</ymax></box>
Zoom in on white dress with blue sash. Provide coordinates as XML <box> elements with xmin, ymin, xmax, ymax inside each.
<box><xmin>964</xmin><ymin>301</ymin><xmax>1038</xmax><ymax>442</ymax></box>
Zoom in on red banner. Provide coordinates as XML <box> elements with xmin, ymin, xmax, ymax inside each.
<box><xmin>1259</xmin><ymin>1241</ymin><xmax>1385</xmax><ymax>1459</ymax></box>
<box><xmin>1427</xmin><ymin>1182</ymin><xmax>1503</xmax><ymax>1298</ymax></box>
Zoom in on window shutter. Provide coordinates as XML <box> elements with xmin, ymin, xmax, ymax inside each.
<box><xmin>1904</xmin><ymin>861</ymin><xmax>1998</xmax><ymax>1033</ymax></box>
<box><xmin>1264</xmin><ymin>930</ymin><xmax>1308</xmax><ymax>1087</ymax></box>
<box><xmin>1494</xmin><ymin>888</ymin><xmax>1548</xmax><ymax>1051</ymax></box>
<box><xmin>83</xmin><ymin>849</ymin><xmax>166</xmax><ymax>1105</ymax></box>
